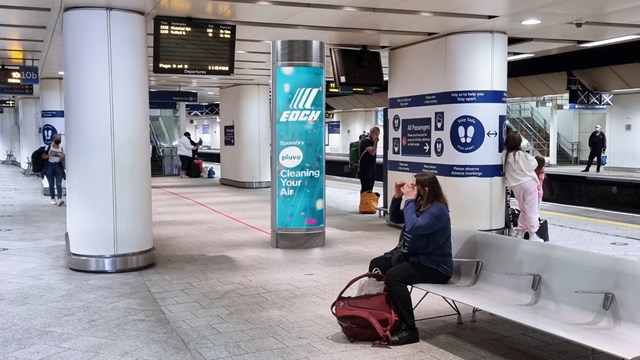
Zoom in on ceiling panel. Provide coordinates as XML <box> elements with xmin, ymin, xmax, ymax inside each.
<box><xmin>508</xmin><ymin>40</ymin><xmax>576</xmax><ymax>54</ymax></box>
<box><xmin>1</xmin><ymin>0</ymin><xmax>639</xmax><ymax>104</ymax></box>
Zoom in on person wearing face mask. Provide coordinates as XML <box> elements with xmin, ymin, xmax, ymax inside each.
<box><xmin>42</xmin><ymin>133</ymin><xmax>66</xmax><ymax>206</ymax></box>
<box><xmin>581</xmin><ymin>124</ymin><xmax>607</xmax><ymax>173</ymax></box>
<box><xmin>368</xmin><ymin>172</ymin><xmax>453</xmax><ymax>345</ymax></box>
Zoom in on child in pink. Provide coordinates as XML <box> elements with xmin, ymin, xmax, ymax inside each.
<box><xmin>534</xmin><ymin>156</ymin><xmax>546</xmax><ymax>213</ymax></box>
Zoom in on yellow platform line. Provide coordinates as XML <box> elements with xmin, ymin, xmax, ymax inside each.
<box><xmin>541</xmin><ymin>210</ymin><xmax>640</xmax><ymax>229</ymax></box>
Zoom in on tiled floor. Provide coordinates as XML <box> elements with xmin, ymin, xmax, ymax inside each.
<box><xmin>1</xmin><ymin>163</ymin><xmax>638</xmax><ymax>360</ymax></box>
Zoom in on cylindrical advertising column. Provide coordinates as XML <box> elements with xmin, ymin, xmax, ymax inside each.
<box><xmin>63</xmin><ymin>8</ymin><xmax>154</xmax><ymax>271</ymax></box>
<box><xmin>271</xmin><ymin>40</ymin><xmax>325</xmax><ymax>248</ymax></box>
<box><xmin>40</xmin><ymin>78</ymin><xmax>65</xmax><ymax>147</ymax></box>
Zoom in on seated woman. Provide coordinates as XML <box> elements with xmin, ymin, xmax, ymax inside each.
<box><xmin>369</xmin><ymin>172</ymin><xmax>453</xmax><ymax>345</ymax></box>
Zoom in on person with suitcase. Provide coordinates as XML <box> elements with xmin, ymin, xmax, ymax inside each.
<box><xmin>177</xmin><ymin>132</ymin><xmax>197</xmax><ymax>178</ymax></box>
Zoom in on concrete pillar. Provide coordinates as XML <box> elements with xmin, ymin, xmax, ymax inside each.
<box><xmin>219</xmin><ymin>84</ymin><xmax>271</xmax><ymax>188</ymax></box>
<box><xmin>39</xmin><ymin>78</ymin><xmax>65</xmax><ymax>147</ymax></box>
<box><xmin>388</xmin><ymin>32</ymin><xmax>508</xmax><ymax>230</ymax></box>
<box><xmin>18</xmin><ymin>98</ymin><xmax>40</xmax><ymax>169</ymax></box>
<box><xmin>63</xmin><ymin>8</ymin><xmax>154</xmax><ymax>272</ymax></box>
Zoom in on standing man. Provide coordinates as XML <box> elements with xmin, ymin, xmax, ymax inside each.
<box><xmin>358</xmin><ymin>126</ymin><xmax>380</xmax><ymax>193</ymax></box>
<box><xmin>581</xmin><ymin>124</ymin><xmax>607</xmax><ymax>173</ymax></box>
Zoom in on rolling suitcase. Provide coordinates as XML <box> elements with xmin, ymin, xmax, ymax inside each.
<box><xmin>188</xmin><ymin>160</ymin><xmax>201</xmax><ymax>178</ymax></box>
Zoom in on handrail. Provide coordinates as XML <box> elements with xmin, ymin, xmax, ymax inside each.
<box><xmin>505</xmin><ymin>272</ymin><xmax>541</xmax><ymax>291</ymax></box>
<box><xmin>453</xmin><ymin>259</ymin><xmax>483</xmax><ymax>287</ymax></box>
<box><xmin>574</xmin><ymin>290</ymin><xmax>615</xmax><ymax>311</ymax></box>
<box><xmin>507</xmin><ymin>102</ymin><xmax>578</xmax><ymax>160</ymax></box>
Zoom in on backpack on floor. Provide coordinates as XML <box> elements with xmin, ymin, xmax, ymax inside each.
<box><xmin>31</xmin><ymin>146</ymin><xmax>47</xmax><ymax>177</ymax></box>
<box><xmin>207</xmin><ymin>167</ymin><xmax>216</xmax><ymax>178</ymax></box>
<box><xmin>331</xmin><ymin>272</ymin><xmax>398</xmax><ymax>345</ymax></box>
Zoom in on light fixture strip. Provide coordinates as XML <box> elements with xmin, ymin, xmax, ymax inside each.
<box><xmin>580</xmin><ymin>35</ymin><xmax>640</xmax><ymax>47</ymax></box>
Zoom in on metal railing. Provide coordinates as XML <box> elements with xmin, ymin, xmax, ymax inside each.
<box><xmin>507</xmin><ymin>102</ymin><xmax>576</xmax><ymax>163</ymax></box>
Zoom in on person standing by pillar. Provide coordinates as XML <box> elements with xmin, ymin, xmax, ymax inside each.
<box><xmin>177</xmin><ymin>132</ymin><xmax>196</xmax><ymax>178</ymax></box>
<box><xmin>42</xmin><ymin>134</ymin><xmax>66</xmax><ymax>206</ymax></box>
<box><xmin>358</xmin><ymin>126</ymin><xmax>380</xmax><ymax>193</ymax></box>
<box><xmin>358</xmin><ymin>126</ymin><xmax>381</xmax><ymax>214</ymax></box>
<box><xmin>581</xmin><ymin>124</ymin><xmax>606</xmax><ymax>173</ymax></box>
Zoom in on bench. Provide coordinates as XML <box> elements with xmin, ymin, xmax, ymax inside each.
<box><xmin>375</xmin><ymin>206</ymin><xmax>388</xmax><ymax>217</ymax></box>
<box><xmin>411</xmin><ymin>228</ymin><xmax>640</xmax><ymax>360</ymax></box>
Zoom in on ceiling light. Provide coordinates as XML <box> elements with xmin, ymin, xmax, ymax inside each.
<box><xmin>342</xmin><ymin>7</ymin><xmax>357</xmax><ymax>11</ymax></box>
<box><xmin>419</xmin><ymin>12</ymin><xmax>434</xmax><ymax>16</ymax></box>
<box><xmin>611</xmin><ymin>87</ymin><xmax>640</xmax><ymax>94</ymax></box>
<box><xmin>521</xmin><ymin>19</ymin><xmax>541</xmax><ymax>25</ymax></box>
<box><xmin>507</xmin><ymin>53</ymin><xmax>534</xmax><ymax>61</ymax></box>
<box><xmin>580</xmin><ymin>35</ymin><xmax>640</xmax><ymax>47</ymax></box>
<box><xmin>207</xmin><ymin>92</ymin><xmax>214</xmax><ymax>94</ymax></box>
<box><xmin>57</xmin><ymin>71</ymin><xmax>64</xmax><ymax>75</ymax></box>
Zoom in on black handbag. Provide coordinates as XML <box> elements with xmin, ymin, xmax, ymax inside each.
<box><xmin>536</xmin><ymin>219</ymin><xmax>549</xmax><ymax>242</ymax></box>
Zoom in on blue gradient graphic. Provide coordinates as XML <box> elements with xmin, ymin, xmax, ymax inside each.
<box><xmin>275</xmin><ymin>66</ymin><xmax>325</xmax><ymax>229</ymax></box>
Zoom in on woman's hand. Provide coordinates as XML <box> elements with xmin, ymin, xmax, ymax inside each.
<box><xmin>394</xmin><ymin>181</ymin><xmax>405</xmax><ymax>198</ymax></box>
<box><xmin>402</xmin><ymin>182</ymin><xmax>418</xmax><ymax>200</ymax></box>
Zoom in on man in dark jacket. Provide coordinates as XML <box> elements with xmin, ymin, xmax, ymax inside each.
<box><xmin>581</xmin><ymin>124</ymin><xmax>607</xmax><ymax>173</ymax></box>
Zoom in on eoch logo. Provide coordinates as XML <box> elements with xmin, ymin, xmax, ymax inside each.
<box><xmin>280</xmin><ymin>87</ymin><xmax>321</xmax><ymax>122</ymax></box>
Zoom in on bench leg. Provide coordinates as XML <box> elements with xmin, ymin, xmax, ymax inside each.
<box><xmin>471</xmin><ymin>307</ymin><xmax>481</xmax><ymax>322</ymax></box>
<box><xmin>441</xmin><ymin>298</ymin><xmax>463</xmax><ymax>324</ymax></box>
<box><xmin>411</xmin><ymin>287</ymin><xmax>429</xmax><ymax>311</ymax></box>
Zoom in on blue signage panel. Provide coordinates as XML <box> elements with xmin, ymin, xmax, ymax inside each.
<box><xmin>389</xmin><ymin>90</ymin><xmax>507</xmax><ymax>109</ymax></box>
<box><xmin>201</xmin><ymin>124</ymin><xmax>210</xmax><ymax>135</ymax></box>
<box><xmin>0</xmin><ymin>84</ymin><xmax>33</xmax><ymax>95</ymax></box>
<box><xmin>449</xmin><ymin>115</ymin><xmax>485</xmax><ymax>154</ymax></box>
<box><xmin>401</xmin><ymin>118</ymin><xmax>431</xmax><ymax>157</ymax></box>
<box><xmin>149</xmin><ymin>90</ymin><xmax>198</xmax><ymax>102</ymax></box>
<box><xmin>42</xmin><ymin>124</ymin><xmax>58</xmax><ymax>145</ymax></box>
<box><xmin>275</xmin><ymin>66</ymin><xmax>324</xmax><ymax>229</ymax></box>
<box><xmin>41</xmin><ymin>110</ymin><xmax>64</xmax><ymax>118</ymax></box>
<box><xmin>18</xmin><ymin>66</ymin><xmax>39</xmax><ymax>85</ymax></box>
<box><xmin>327</xmin><ymin>121</ymin><xmax>340</xmax><ymax>134</ymax></box>
<box><xmin>224</xmin><ymin>125</ymin><xmax>234</xmax><ymax>146</ymax></box>
<box><xmin>149</xmin><ymin>101</ymin><xmax>177</xmax><ymax>109</ymax></box>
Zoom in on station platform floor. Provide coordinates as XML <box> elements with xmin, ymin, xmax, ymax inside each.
<box><xmin>1</xmin><ymin>162</ymin><xmax>639</xmax><ymax>360</ymax></box>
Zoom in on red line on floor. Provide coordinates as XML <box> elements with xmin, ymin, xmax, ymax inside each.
<box><xmin>157</xmin><ymin>187</ymin><xmax>270</xmax><ymax>236</ymax></box>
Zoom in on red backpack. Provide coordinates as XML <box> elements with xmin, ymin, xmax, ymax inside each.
<box><xmin>331</xmin><ymin>272</ymin><xmax>399</xmax><ymax>345</ymax></box>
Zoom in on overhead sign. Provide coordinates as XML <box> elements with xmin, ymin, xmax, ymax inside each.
<box><xmin>149</xmin><ymin>90</ymin><xmax>197</xmax><ymax>102</ymax></box>
<box><xmin>0</xmin><ymin>66</ymin><xmax>39</xmax><ymax>85</ymax></box>
<box><xmin>0</xmin><ymin>83</ymin><xmax>33</xmax><ymax>95</ymax></box>
<box><xmin>326</xmin><ymin>81</ymin><xmax>374</xmax><ymax>95</ymax></box>
<box><xmin>153</xmin><ymin>16</ymin><xmax>236</xmax><ymax>76</ymax></box>
<box><xmin>0</xmin><ymin>99</ymin><xmax>16</xmax><ymax>108</ymax></box>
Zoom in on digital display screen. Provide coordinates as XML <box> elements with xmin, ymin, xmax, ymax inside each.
<box><xmin>153</xmin><ymin>16</ymin><xmax>236</xmax><ymax>76</ymax></box>
<box><xmin>0</xmin><ymin>69</ymin><xmax>22</xmax><ymax>84</ymax></box>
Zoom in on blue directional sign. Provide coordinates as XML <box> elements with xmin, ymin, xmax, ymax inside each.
<box><xmin>401</xmin><ymin>118</ymin><xmax>431</xmax><ymax>157</ymax></box>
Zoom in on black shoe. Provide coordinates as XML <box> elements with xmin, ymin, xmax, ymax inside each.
<box><xmin>524</xmin><ymin>232</ymin><xmax>530</xmax><ymax>240</ymax></box>
<box><xmin>580</xmin><ymin>169</ymin><xmax>588</xmax><ymax>172</ymax></box>
<box><xmin>390</xmin><ymin>324</ymin><xmax>419</xmax><ymax>346</ymax></box>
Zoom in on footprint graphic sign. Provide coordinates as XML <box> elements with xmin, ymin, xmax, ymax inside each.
<box><xmin>450</xmin><ymin>115</ymin><xmax>484</xmax><ymax>153</ymax></box>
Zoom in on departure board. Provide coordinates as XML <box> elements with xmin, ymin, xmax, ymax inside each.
<box><xmin>153</xmin><ymin>16</ymin><xmax>236</xmax><ymax>76</ymax></box>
